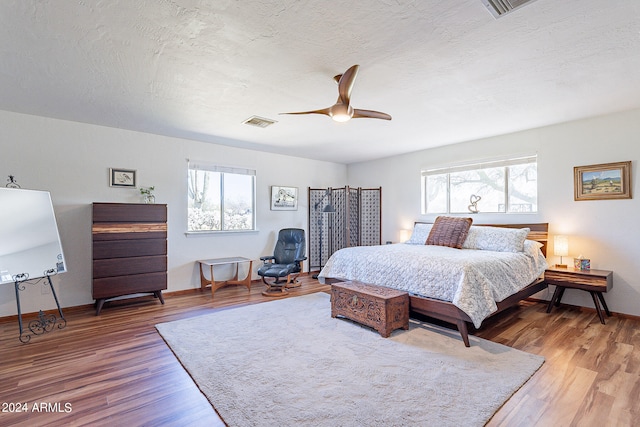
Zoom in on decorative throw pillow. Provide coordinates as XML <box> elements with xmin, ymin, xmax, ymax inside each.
<box><xmin>462</xmin><ymin>226</ymin><xmax>530</xmax><ymax>253</ymax></box>
<box><xmin>426</xmin><ymin>216</ymin><xmax>473</xmax><ymax>249</ymax></box>
<box><xmin>405</xmin><ymin>223</ymin><xmax>433</xmax><ymax>244</ymax></box>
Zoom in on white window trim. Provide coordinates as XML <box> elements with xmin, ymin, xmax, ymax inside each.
<box><xmin>421</xmin><ymin>155</ymin><xmax>536</xmax><ymax>176</ymax></box>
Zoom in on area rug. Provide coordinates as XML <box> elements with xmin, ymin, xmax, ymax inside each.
<box><xmin>156</xmin><ymin>293</ymin><xmax>543</xmax><ymax>427</ymax></box>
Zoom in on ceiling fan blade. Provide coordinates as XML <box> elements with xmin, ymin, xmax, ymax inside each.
<box><xmin>337</xmin><ymin>65</ymin><xmax>359</xmax><ymax>105</ymax></box>
<box><xmin>280</xmin><ymin>107</ymin><xmax>331</xmax><ymax>116</ymax></box>
<box><xmin>352</xmin><ymin>109</ymin><xmax>392</xmax><ymax>120</ymax></box>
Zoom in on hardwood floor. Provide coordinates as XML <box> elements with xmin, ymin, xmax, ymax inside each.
<box><xmin>480</xmin><ymin>299</ymin><xmax>640</xmax><ymax>426</ymax></box>
<box><xmin>1</xmin><ymin>276</ymin><xmax>638</xmax><ymax>426</ymax></box>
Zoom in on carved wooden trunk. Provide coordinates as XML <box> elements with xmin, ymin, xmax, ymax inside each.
<box><xmin>331</xmin><ymin>281</ymin><xmax>409</xmax><ymax>338</ymax></box>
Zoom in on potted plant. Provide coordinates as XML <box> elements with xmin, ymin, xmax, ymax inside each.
<box><xmin>140</xmin><ymin>186</ymin><xmax>155</xmax><ymax>204</ymax></box>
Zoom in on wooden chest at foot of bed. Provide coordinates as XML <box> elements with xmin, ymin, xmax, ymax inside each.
<box><xmin>331</xmin><ymin>281</ymin><xmax>409</xmax><ymax>338</ymax></box>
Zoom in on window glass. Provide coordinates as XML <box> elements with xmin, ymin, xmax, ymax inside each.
<box><xmin>422</xmin><ymin>156</ymin><xmax>537</xmax><ymax>215</ymax></box>
<box><xmin>425</xmin><ymin>174</ymin><xmax>448</xmax><ymax>214</ymax></box>
<box><xmin>188</xmin><ymin>165</ymin><xmax>255</xmax><ymax>232</ymax></box>
<box><xmin>222</xmin><ymin>173</ymin><xmax>254</xmax><ymax>230</ymax></box>
<box><xmin>507</xmin><ymin>163</ymin><xmax>537</xmax><ymax>213</ymax></box>
<box><xmin>450</xmin><ymin>167</ymin><xmax>505</xmax><ymax>213</ymax></box>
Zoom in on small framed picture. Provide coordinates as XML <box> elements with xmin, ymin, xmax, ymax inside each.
<box><xmin>271</xmin><ymin>186</ymin><xmax>298</xmax><ymax>210</ymax></box>
<box><xmin>574</xmin><ymin>161</ymin><xmax>631</xmax><ymax>201</ymax></box>
<box><xmin>109</xmin><ymin>168</ymin><xmax>137</xmax><ymax>188</ymax></box>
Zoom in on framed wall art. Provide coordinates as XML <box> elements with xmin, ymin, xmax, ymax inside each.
<box><xmin>271</xmin><ymin>186</ymin><xmax>298</xmax><ymax>210</ymax></box>
<box><xmin>574</xmin><ymin>161</ymin><xmax>631</xmax><ymax>201</ymax></box>
<box><xmin>109</xmin><ymin>168</ymin><xmax>137</xmax><ymax>188</ymax></box>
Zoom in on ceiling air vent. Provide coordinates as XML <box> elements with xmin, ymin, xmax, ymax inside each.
<box><xmin>243</xmin><ymin>115</ymin><xmax>277</xmax><ymax>128</ymax></box>
<box><xmin>481</xmin><ymin>0</ymin><xmax>538</xmax><ymax>18</ymax></box>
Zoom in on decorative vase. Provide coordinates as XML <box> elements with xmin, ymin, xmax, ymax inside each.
<box><xmin>143</xmin><ymin>194</ymin><xmax>155</xmax><ymax>204</ymax></box>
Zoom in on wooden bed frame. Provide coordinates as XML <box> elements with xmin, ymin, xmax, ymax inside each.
<box><xmin>328</xmin><ymin>222</ymin><xmax>549</xmax><ymax>347</ymax></box>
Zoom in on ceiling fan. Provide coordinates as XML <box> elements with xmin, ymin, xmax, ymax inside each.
<box><xmin>281</xmin><ymin>64</ymin><xmax>392</xmax><ymax>122</ymax></box>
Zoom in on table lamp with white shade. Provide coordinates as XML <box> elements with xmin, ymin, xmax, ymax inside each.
<box><xmin>554</xmin><ymin>235</ymin><xmax>569</xmax><ymax>268</ymax></box>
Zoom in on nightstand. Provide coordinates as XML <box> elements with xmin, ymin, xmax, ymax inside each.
<box><xmin>544</xmin><ymin>266</ymin><xmax>613</xmax><ymax>324</ymax></box>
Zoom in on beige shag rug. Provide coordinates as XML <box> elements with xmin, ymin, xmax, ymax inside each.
<box><xmin>156</xmin><ymin>292</ymin><xmax>543</xmax><ymax>427</ymax></box>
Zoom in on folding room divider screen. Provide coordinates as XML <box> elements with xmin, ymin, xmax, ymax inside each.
<box><xmin>308</xmin><ymin>186</ymin><xmax>381</xmax><ymax>274</ymax></box>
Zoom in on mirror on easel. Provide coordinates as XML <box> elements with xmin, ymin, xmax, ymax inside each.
<box><xmin>0</xmin><ymin>187</ymin><xmax>66</xmax><ymax>284</ymax></box>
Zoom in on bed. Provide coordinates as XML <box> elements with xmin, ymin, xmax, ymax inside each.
<box><xmin>319</xmin><ymin>221</ymin><xmax>549</xmax><ymax>346</ymax></box>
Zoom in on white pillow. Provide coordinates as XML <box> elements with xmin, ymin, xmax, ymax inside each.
<box><xmin>405</xmin><ymin>223</ymin><xmax>433</xmax><ymax>244</ymax></box>
<box><xmin>462</xmin><ymin>226</ymin><xmax>530</xmax><ymax>253</ymax></box>
<box><xmin>524</xmin><ymin>239</ymin><xmax>548</xmax><ymax>272</ymax></box>
<box><xmin>523</xmin><ymin>239</ymin><xmax>544</xmax><ymax>257</ymax></box>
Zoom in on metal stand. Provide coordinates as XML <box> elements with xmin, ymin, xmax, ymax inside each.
<box><xmin>311</xmin><ymin>189</ymin><xmax>335</xmax><ymax>279</ymax></box>
<box><xmin>311</xmin><ymin>215</ymin><xmax>325</xmax><ymax>279</ymax></box>
<box><xmin>13</xmin><ymin>271</ymin><xmax>66</xmax><ymax>343</ymax></box>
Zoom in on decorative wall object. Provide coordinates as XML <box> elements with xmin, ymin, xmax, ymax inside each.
<box><xmin>271</xmin><ymin>186</ymin><xmax>298</xmax><ymax>210</ymax></box>
<box><xmin>574</xmin><ymin>161</ymin><xmax>631</xmax><ymax>201</ymax></box>
<box><xmin>308</xmin><ymin>186</ymin><xmax>381</xmax><ymax>273</ymax></box>
<box><xmin>109</xmin><ymin>168</ymin><xmax>137</xmax><ymax>188</ymax></box>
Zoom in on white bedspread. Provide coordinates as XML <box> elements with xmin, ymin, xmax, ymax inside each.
<box><xmin>319</xmin><ymin>243</ymin><xmax>547</xmax><ymax>328</ymax></box>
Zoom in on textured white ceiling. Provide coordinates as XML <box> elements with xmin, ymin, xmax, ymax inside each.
<box><xmin>1</xmin><ymin>1</ymin><xmax>639</xmax><ymax>164</ymax></box>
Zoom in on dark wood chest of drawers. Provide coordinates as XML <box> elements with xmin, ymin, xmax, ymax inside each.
<box><xmin>92</xmin><ymin>203</ymin><xmax>167</xmax><ymax>314</ymax></box>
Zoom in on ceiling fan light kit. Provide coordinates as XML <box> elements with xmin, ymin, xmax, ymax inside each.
<box><xmin>282</xmin><ymin>65</ymin><xmax>391</xmax><ymax>123</ymax></box>
<box><xmin>329</xmin><ymin>104</ymin><xmax>353</xmax><ymax>122</ymax></box>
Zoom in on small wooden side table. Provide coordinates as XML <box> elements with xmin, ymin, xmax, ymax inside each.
<box><xmin>197</xmin><ymin>257</ymin><xmax>253</xmax><ymax>298</ymax></box>
<box><xmin>544</xmin><ymin>266</ymin><xmax>613</xmax><ymax>324</ymax></box>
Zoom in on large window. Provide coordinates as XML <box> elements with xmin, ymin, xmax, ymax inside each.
<box><xmin>187</xmin><ymin>161</ymin><xmax>256</xmax><ymax>232</ymax></box>
<box><xmin>422</xmin><ymin>156</ymin><xmax>538</xmax><ymax>214</ymax></box>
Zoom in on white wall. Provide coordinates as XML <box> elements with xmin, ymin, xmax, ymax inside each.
<box><xmin>348</xmin><ymin>108</ymin><xmax>640</xmax><ymax>318</ymax></box>
<box><xmin>4</xmin><ymin>107</ymin><xmax>640</xmax><ymax>319</ymax></box>
<box><xmin>0</xmin><ymin>110</ymin><xmax>347</xmax><ymax>316</ymax></box>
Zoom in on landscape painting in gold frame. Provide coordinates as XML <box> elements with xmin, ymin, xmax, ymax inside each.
<box><xmin>574</xmin><ymin>161</ymin><xmax>631</xmax><ymax>201</ymax></box>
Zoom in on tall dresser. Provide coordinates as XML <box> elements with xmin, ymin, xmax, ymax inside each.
<box><xmin>92</xmin><ymin>203</ymin><xmax>168</xmax><ymax>315</ymax></box>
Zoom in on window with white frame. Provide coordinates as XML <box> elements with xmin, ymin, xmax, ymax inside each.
<box><xmin>422</xmin><ymin>156</ymin><xmax>538</xmax><ymax>214</ymax></box>
<box><xmin>187</xmin><ymin>161</ymin><xmax>256</xmax><ymax>232</ymax></box>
